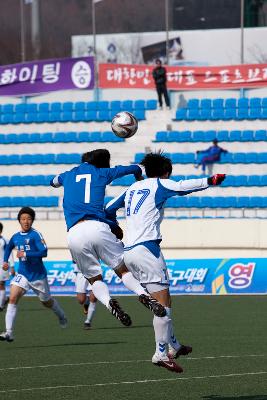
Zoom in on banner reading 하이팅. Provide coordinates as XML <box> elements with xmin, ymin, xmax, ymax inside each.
<box><xmin>6</xmin><ymin>258</ymin><xmax>267</xmax><ymax>295</ymax></box>
<box><xmin>0</xmin><ymin>57</ymin><xmax>94</xmax><ymax>96</ymax></box>
<box><xmin>99</xmin><ymin>63</ymin><xmax>267</xmax><ymax>90</ymax></box>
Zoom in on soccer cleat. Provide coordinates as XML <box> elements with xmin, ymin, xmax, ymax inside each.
<box><xmin>168</xmin><ymin>344</ymin><xmax>192</xmax><ymax>359</ymax></box>
<box><xmin>152</xmin><ymin>353</ymin><xmax>183</xmax><ymax>373</ymax></box>
<box><xmin>109</xmin><ymin>299</ymin><xmax>132</xmax><ymax>327</ymax></box>
<box><xmin>0</xmin><ymin>331</ymin><xmax>14</xmax><ymax>342</ymax></box>
<box><xmin>83</xmin><ymin>303</ymin><xmax>89</xmax><ymax>315</ymax></box>
<box><xmin>59</xmin><ymin>317</ymin><xmax>68</xmax><ymax>329</ymax></box>
<box><xmin>138</xmin><ymin>294</ymin><xmax>166</xmax><ymax>317</ymax></box>
<box><xmin>83</xmin><ymin>322</ymin><xmax>91</xmax><ymax>330</ymax></box>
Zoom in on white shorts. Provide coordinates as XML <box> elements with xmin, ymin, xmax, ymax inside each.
<box><xmin>124</xmin><ymin>245</ymin><xmax>169</xmax><ymax>291</ymax></box>
<box><xmin>67</xmin><ymin>220</ymin><xmax>124</xmax><ymax>279</ymax></box>
<box><xmin>75</xmin><ymin>272</ymin><xmax>92</xmax><ymax>293</ymax></box>
<box><xmin>11</xmin><ymin>274</ymin><xmax>51</xmax><ymax>302</ymax></box>
<box><xmin>0</xmin><ymin>268</ymin><xmax>10</xmax><ymax>282</ymax></box>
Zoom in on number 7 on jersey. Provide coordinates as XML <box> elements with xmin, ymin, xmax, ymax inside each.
<box><xmin>76</xmin><ymin>174</ymin><xmax>91</xmax><ymax>203</ymax></box>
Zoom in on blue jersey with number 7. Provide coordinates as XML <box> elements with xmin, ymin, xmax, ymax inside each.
<box><xmin>50</xmin><ymin>162</ymin><xmax>142</xmax><ymax>230</ymax></box>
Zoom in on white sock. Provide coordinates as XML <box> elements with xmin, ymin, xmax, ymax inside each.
<box><xmin>91</xmin><ymin>280</ymin><xmax>111</xmax><ymax>308</ymax></box>
<box><xmin>166</xmin><ymin>307</ymin><xmax>181</xmax><ymax>350</ymax></box>
<box><xmin>0</xmin><ymin>289</ymin><xmax>6</xmax><ymax>308</ymax></box>
<box><xmin>121</xmin><ymin>272</ymin><xmax>146</xmax><ymax>296</ymax></box>
<box><xmin>51</xmin><ymin>298</ymin><xmax>65</xmax><ymax>320</ymax></box>
<box><xmin>5</xmin><ymin>304</ymin><xmax>17</xmax><ymax>335</ymax></box>
<box><xmin>85</xmin><ymin>302</ymin><xmax>96</xmax><ymax>323</ymax></box>
<box><xmin>153</xmin><ymin>313</ymin><xmax>170</xmax><ymax>357</ymax></box>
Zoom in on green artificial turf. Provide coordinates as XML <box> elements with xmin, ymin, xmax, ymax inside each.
<box><xmin>0</xmin><ymin>296</ymin><xmax>266</xmax><ymax>400</ymax></box>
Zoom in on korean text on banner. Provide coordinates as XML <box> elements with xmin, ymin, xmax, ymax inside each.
<box><xmin>0</xmin><ymin>57</ymin><xmax>94</xmax><ymax>96</ymax></box>
<box><xmin>99</xmin><ymin>63</ymin><xmax>267</xmax><ymax>90</ymax></box>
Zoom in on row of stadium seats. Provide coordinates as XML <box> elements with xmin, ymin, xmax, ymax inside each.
<box><xmin>0</xmin><ymin>195</ymin><xmax>265</xmax><ymax>209</ymax></box>
<box><xmin>0</xmin><ymin>109</ymin><xmax>146</xmax><ymax>125</ymax></box>
<box><xmin>154</xmin><ymin>129</ymin><xmax>267</xmax><ymax>143</ymax></box>
<box><xmin>111</xmin><ymin>175</ymin><xmax>267</xmax><ymax>187</ymax></box>
<box><xmin>0</xmin><ymin>152</ymin><xmax>267</xmax><ymax>165</ymax></box>
<box><xmin>174</xmin><ymin>107</ymin><xmax>267</xmax><ymax>121</ymax></box>
<box><xmin>165</xmin><ymin>196</ymin><xmax>267</xmax><ymax>208</ymax></box>
<box><xmin>0</xmin><ymin>131</ymin><xmax>124</xmax><ymax>144</ymax></box>
<box><xmin>0</xmin><ymin>100</ymin><xmax>156</xmax><ymax>114</ymax></box>
<box><xmin>0</xmin><ymin>197</ymin><xmax>58</xmax><ymax>207</ymax></box>
<box><xmin>186</xmin><ymin>97</ymin><xmax>267</xmax><ymax>110</ymax></box>
<box><xmin>134</xmin><ymin>152</ymin><xmax>267</xmax><ymax>164</ymax></box>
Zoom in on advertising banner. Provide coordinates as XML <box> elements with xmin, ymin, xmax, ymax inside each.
<box><xmin>6</xmin><ymin>258</ymin><xmax>267</xmax><ymax>295</ymax></box>
<box><xmin>99</xmin><ymin>63</ymin><xmax>267</xmax><ymax>90</ymax></box>
<box><xmin>0</xmin><ymin>57</ymin><xmax>94</xmax><ymax>96</ymax></box>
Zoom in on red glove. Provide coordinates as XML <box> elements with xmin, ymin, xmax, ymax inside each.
<box><xmin>208</xmin><ymin>174</ymin><xmax>226</xmax><ymax>186</ymax></box>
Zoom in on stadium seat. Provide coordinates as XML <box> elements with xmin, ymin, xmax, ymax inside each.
<box><xmin>224</xmin><ymin>98</ymin><xmax>237</xmax><ymax>109</ymax></box>
<box><xmin>1</xmin><ymin>113</ymin><xmax>14</xmax><ymax>124</ymax></box>
<box><xmin>90</xmin><ymin>131</ymin><xmax>102</xmax><ymax>142</ymax></box>
<box><xmin>248</xmin><ymin>108</ymin><xmax>261</xmax><ymax>120</ymax></box>
<box><xmin>26</xmin><ymin>104</ymin><xmax>38</xmax><ymax>113</ymax></box>
<box><xmin>212</xmin><ymin>98</ymin><xmax>224</xmax><ymax>109</ymax></box>
<box><xmin>155</xmin><ymin>131</ymin><xmax>168</xmax><ymax>142</ymax></box>
<box><xmin>98</xmin><ymin>101</ymin><xmax>109</xmax><ymax>110</ymax></box>
<box><xmin>180</xmin><ymin>130</ymin><xmax>191</xmax><ymax>141</ymax></box>
<box><xmin>54</xmin><ymin>132</ymin><xmax>67</xmax><ymax>143</ymax></box>
<box><xmin>199</xmin><ymin>109</ymin><xmax>211</xmax><ymax>121</ymax></box>
<box><xmin>0</xmin><ymin>197</ymin><xmax>11</xmax><ymax>207</ymax></box>
<box><xmin>205</xmin><ymin>130</ymin><xmax>217</xmax><ymax>142</ymax></box>
<box><xmin>249</xmin><ymin>197</ymin><xmax>263</xmax><ymax>208</ymax></box>
<box><xmin>187</xmin><ymin>109</ymin><xmax>200</xmax><ymax>121</ymax></box>
<box><xmin>229</xmin><ymin>130</ymin><xmax>241</xmax><ymax>141</ymax></box>
<box><xmin>245</xmin><ymin>153</ymin><xmax>258</xmax><ymax>163</ymax></box>
<box><xmin>237</xmin><ymin>98</ymin><xmax>249</xmax><ymax>109</ymax></box>
<box><xmin>40</xmin><ymin>132</ymin><xmax>53</xmax><ymax>143</ymax></box>
<box><xmin>73</xmin><ymin>111</ymin><xmax>86</xmax><ymax>122</ymax></box>
<box><xmin>50</xmin><ymin>102</ymin><xmax>62</xmax><ymax>112</ymax></box>
<box><xmin>187</xmin><ymin>99</ymin><xmax>199</xmax><ymax>109</ymax></box>
<box><xmin>0</xmin><ymin>176</ymin><xmax>10</xmax><ymax>186</ymax></box>
<box><xmin>241</xmin><ymin>130</ymin><xmax>254</xmax><ymax>141</ymax></box>
<box><xmin>36</xmin><ymin>112</ymin><xmax>49</xmax><ymax>123</ymax></box>
<box><xmin>192</xmin><ymin>130</ymin><xmax>205</xmax><ymax>142</ymax></box>
<box><xmin>254</xmin><ymin>130</ymin><xmax>266</xmax><ymax>141</ymax></box>
<box><xmin>134</xmin><ymin>100</ymin><xmax>145</xmax><ymax>110</ymax></box>
<box><xmin>217</xmin><ymin>130</ymin><xmax>229</xmax><ymax>142</ymax></box>
<box><xmin>60</xmin><ymin>111</ymin><xmax>73</xmax><ymax>123</ymax></box>
<box><xmin>175</xmin><ymin>108</ymin><xmax>187</xmax><ymax>120</ymax></box>
<box><xmin>211</xmin><ymin>108</ymin><xmax>224</xmax><ymax>120</ymax></box>
<box><xmin>261</xmin><ymin>108</ymin><xmax>267</xmax><ymax>119</ymax></box>
<box><xmin>2</xmin><ymin>104</ymin><xmax>14</xmax><ymax>114</ymax></box>
<box><xmin>200</xmin><ymin>99</ymin><xmax>212</xmax><ymax>109</ymax></box>
<box><xmin>110</xmin><ymin>100</ymin><xmax>121</xmax><ymax>112</ymax></box>
<box><xmin>86</xmin><ymin>101</ymin><xmax>98</xmax><ymax>111</ymax></box>
<box><xmin>121</xmin><ymin>100</ymin><xmax>133</xmax><ymax>112</ymax></box>
<box><xmin>42</xmin><ymin>154</ymin><xmax>55</xmax><ymax>164</ymax></box>
<box><xmin>236</xmin><ymin>108</ymin><xmax>249</xmax><ymax>120</ymax></box>
<box><xmin>249</xmin><ymin>97</ymin><xmax>261</xmax><ymax>108</ymax></box>
<box><xmin>135</xmin><ymin>109</ymin><xmax>145</xmax><ymax>120</ymax></box>
<box><xmin>49</xmin><ymin>112</ymin><xmax>61</xmax><ymax>123</ymax></box>
<box><xmin>38</xmin><ymin>103</ymin><xmax>50</xmax><ymax>112</ymax></box>
<box><xmin>247</xmin><ymin>175</ymin><xmax>261</xmax><ymax>186</ymax></box>
<box><xmin>258</xmin><ymin>153</ymin><xmax>267</xmax><ymax>163</ymax></box>
<box><xmin>14</xmin><ymin>103</ymin><xmax>27</xmax><ymax>113</ymax></box>
<box><xmin>146</xmin><ymin>99</ymin><xmax>157</xmax><ymax>110</ymax></box>
<box><xmin>223</xmin><ymin>108</ymin><xmax>236</xmax><ymax>120</ymax></box>
<box><xmin>62</xmin><ymin>102</ymin><xmax>73</xmax><ymax>112</ymax></box>
<box><xmin>236</xmin><ymin>196</ymin><xmax>249</xmax><ymax>208</ymax></box>
<box><xmin>85</xmin><ymin>111</ymin><xmax>97</xmax><ymax>121</ymax></box>
<box><xmin>97</xmin><ymin>110</ymin><xmax>111</xmax><ymax>122</ymax></box>
<box><xmin>74</xmin><ymin>102</ymin><xmax>86</xmax><ymax>112</ymax></box>
<box><xmin>77</xmin><ymin>131</ymin><xmax>90</xmax><ymax>142</ymax></box>
<box><xmin>187</xmin><ymin>197</ymin><xmax>201</xmax><ymax>208</ymax></box>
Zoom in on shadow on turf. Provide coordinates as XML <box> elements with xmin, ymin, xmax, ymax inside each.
<box><xmin>11</xmin><ymin>341</ymin><xmax>125</xmax><ymax>350</ymax></box>
<box><xmin>203</xmin><ymin>396</ymin><xmax>267</xmax><ymax>399</ymax></box>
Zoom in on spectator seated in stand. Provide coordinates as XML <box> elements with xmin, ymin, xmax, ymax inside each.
<box><xmin>194</xmin><ymin>138</ymin><xmax>228</xmax><ymax>174</ymax></box>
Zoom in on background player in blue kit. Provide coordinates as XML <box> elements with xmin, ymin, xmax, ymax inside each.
<box><xmin>0</xmin><ymin>207</ymin><xmax>67</xmax><ymax>342</ymax></box>
<box><xmin>105</xmin><ymin>152</ymin><xmax>226</xmax><ymax>373</ymax></box>
<box><xmin>51</xmin><ymin>149</ymin><xmax>166</xmax><ymax>327</ymax></box>
<box><xmin>0</xmin><ymin>222</ymin><xmax>15</xmax><ymax>311</ymax></box>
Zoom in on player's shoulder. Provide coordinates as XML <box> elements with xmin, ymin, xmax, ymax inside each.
<box><xmin>31</xmin><ymin>228</ymin><xmax>44</xmax><ymax>239</ymax></box>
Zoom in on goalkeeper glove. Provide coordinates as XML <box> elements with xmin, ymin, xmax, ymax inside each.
<box><xmin>208</xmin><ymin>174</ymin><xmax>226</xmax><ymax>186</ymax></box>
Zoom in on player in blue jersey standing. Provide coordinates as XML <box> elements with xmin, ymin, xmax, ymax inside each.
<box><xmin>105</xmin><ymin>152</ymin><xmax>226</xmax><ymax>373</ymax></box>
<box><xmin>0</xmin><ymin>207</ymin><xmax>67</xmax><ymax>342</ymax></box>
<box><xmin>51</xmin><ymin>149</ymin><xmax>166</xmax><ymax>327</ymax></box>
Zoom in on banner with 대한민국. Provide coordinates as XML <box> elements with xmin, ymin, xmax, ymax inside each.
<box><xmin>7</xmin><ymin>259</ymin><xmax>267</xmax><ymax>295</ymax></box>
<box><xmin>0</xmin><ymin>57</ymin><xmax>94</xmax><ymax>96</ymax></box>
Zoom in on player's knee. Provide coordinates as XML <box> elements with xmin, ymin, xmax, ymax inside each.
<box><xmin>41</xmin><ymin>298</ymin><xmax>53</xmax><ymax>308</ymax></box>
<box><xmin>114</xmin><ymin>261</ymin><xmax>128</xmax><ymax>278</ymax></box>
<box><xmin>88</xmin><ymin>274</ymin><xmax>103</xmax><ymax>285</ymax></box>
<box><xmin>0</xmin><ymin>282</ymin><xmax>5</xmax><ymax>289</ymax></box>
<box><xmin>76</xmin><ymin>294</ymin><xmax>86</xmax><ymax>304</ymax></box>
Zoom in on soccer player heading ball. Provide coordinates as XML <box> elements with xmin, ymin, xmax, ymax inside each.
<box><xmin>106</xmin><ymin>152</ymin><xmax>225</xmax><ymax>373</ymax></box>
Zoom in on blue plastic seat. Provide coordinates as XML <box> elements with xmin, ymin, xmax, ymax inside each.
<box><xmin>134</xmin><ymin>100</ymin><xmax>145</xmax><ymax>110</ymax></box>
<box><xmin>90</xmin><ymin>131</ymin><xmax>102</xmax><ymax>142</ymax></box>
<box><xmin>50</xmin><ymin>102</ymin><xmax>62</xmax><ymax>112</ymax></box>
<box><xmin>258</xmin><ymin>153</ymin><xmax>267</xmax><ymax>163</ymax></box>
<box><xmin>20</xmin><ymin>154</ymin><xmax>33</xmax><ymax>164</ymax></box>
<box><xmin>254</xmin><ymin>130</ymin><xmax>266</xmax><ymax>141</ymax></box>
<box><xmin>60</xmin><ymin>111</ymin><xmax>73</xmax><ymax>123</ymax></box>
<box><xmin>262</xmin><ymin>98</ymin><xmax>267</xmax><ymax>108</ymax></box>
<box><xmin>40</xmin><ymin>132</ymin><xmax>53</xmax><ymax>143</ymax></box>
<box><xmin>74</xmin><ymin>102</ymin><xmax>86</xmax><ymax>112</ymax></box>
<box><xmin>9</xmin><ymin>176</ymin><xmax>22</xmax><ymax>186</ymax></box>
<box><xmin>261</xmin><ymin>108</ymin><xmax>267</xmax><ymax>119</ymax></box>
<box><xmin>97</xmin><ymin>110</ymin><xmax>111</xmax><ymax>122</ymax></box>
<box><xmin>17</xmin><ymin>133</ymin><xmax>30</xmax><ymax>144</ymax></box>
<box><xmin>73</xmin><ymin>111</ymin><xmax>86</xmax><ymax>122</ymax></box>
<box><xmin>187</xmin><ymin>109</ymin><xmax>199</xmax><ymax>121</ymax></box>
<box><xmin>245</xmin><ymin>153</ymin><xmax>258</xmax><ymax>163</ymax></box>
<box><xmin>38</xmin><ymin>103</ymin><xmax>50</xmax><ymax>112</ymax></box>
<box><xmin>200</xmin><ymin>99</ymin><xmax>212</xmax><ymax>109</ymax></box>
<box><xmin>249</xmin><ymin>197</ymin><xmax>263</xmax><ymax>208</ymax></box>
<box><xmin>77</xmin><ymin>131</ymin><xmax>90</xmax><ymax>142</ymax></box>
<box><xmin>36</xmin><ymin>112</ymin><xmax>49</xmax><ymax>123</ymax></box>
<box><xmin>42</xmin><ymin>154</ymin><xmax>55</xmax><ymax>164</ymax></box>
<box><xmin>235</xmin><ymin>175</ymin><xmax>247</xmax><ymax>186</ymax></box>
<box><xmin>135</xmin><ymin>153</ymin><xmax>145</xmax><ymax>163</ymax></box>
<box><xmin>260</xmin><ymin>175</ymin><xmax>267</xmax><ymax>186</ymax></box>
<box><xmin>26</xmin><ymin>104</ymin><xmax>37</xmax><ymax>113</ymax></box>
<box><xmin>187</xmin><ymin>99</ymin><xmax>199</xmax><ymax>109</ymax></box>
<box><xmin>192</xmin><ymin>131</ymin><xmax>204</xmax><ymax>142</ymax></box>
<box><xmin>236</xmin><ymin>196</ymin><xmax>249</xmax><ymax>208</ymax></box>
<box><xmin>110</xmin><ymin>100</ymin><xmax>121</xmax><ymax>112</ymax></box>
<box><xmin>2</xmin><ymin>104</ymin><xmax>14</xmax><ymax>114</ymax></box>
<box><xmin>86</xmin><ymin>101</ymin><xmax>98</xmax><ymax>111</ymax></box>
<box><xmin>211</xmin><ymin>109</ymin><xmax>224</xmax><ymax>120</ymax></box>
<box><xmin>49</xmin><ymin>112</ymin><xmax>61</xmax><ymax>123</ymax></box>
<box><xmin>248</xmin><ymin>108</ymin><xmax>261</xmax><ymax>120</ymax></box>
<box><xmin>225</xmin><ymin>197</ymin><xmax>237</xmax><ymax>208</ymax></box>
<box><xmin>85</xmin><ymin>111</ymin><xmax>97</xmax><ymax>121</ymax></box>
<box><xmin>98</xmin><ymin>101</ymin><xmax>109</xmax><ymax>110</ymax></box>
<box><xmin>233</xmin><ymin>153</ymin><xmax>245</xmax><ymax>163</ymax></box>
<box><xmin>224</xmin><ymin>108</ymin><xmax>236</xmax><ymax>120</ymax></box>
<box><xmin>155</xmin><ymin>131</ymin><xmax>168</xmax><ymax>142</ymax></box>
<box><xmin>179</xmin><ymin>130</ymin><xmax>191</xmax><ymax>141</ymax></box>
<box><xmin>241</xmin><ymin>130</ymin><xmax>254</xmax><ymax>141</ymax></box>
<box><xmin>212</xmin><ymin>98</ymin><xmax>224</xmax><ymax>109</ymax></box>
<box><xmin>225</xmin><ymin>98</ymin><xmax>237</xmax><ymax>109</ymax></box>
<box><xmin>249</xmin><ymin>97</ymin><xmax>261</xmax><ymax>108</ymax></box>
<box><xmin>183</xmin><ymin>153</ymin><xmax>195</xmax><ymax>163</ymax></box>
<box><xmin>15</xmin><ymin>104</ymin><xmax>27</xmax><ymax>113</ymax></box>
<box><xmin>1</xmin><ymin>114</ymin><xmax>14</xmax><ymax>124</ymax></box>
<box><xmin>146</xmin><ymin>99</ymin><xmax>157</xmax><ymax>110</ymax></box>
<box><xmin>135</xmin><ymin>110</ymin><xmax>145</xmax><ymax>120</ymax></box>
<box><xmin>217</xmin><ymin>130</ymin><xmax>229</xmax><ymax>142</ymax></box>
<box><xmin>229</xmin><ymin>130</ymin><xmax>241</xmax><ymax>141</ymax></box>
<box><xmin>247</xmin><ymin>175</ymin><xmax>261</xmax><ymax>186</ymax></box>
<box><xmin>200</xmin><ymin>197</ymin><xmax>213</xmax><ymax>208</ymax></box>
<box><xmin>205</xmin><ymin>130</ymin><xmax>217</xmax><ymax>142</ymax></box>
<box><xmin>199</xmin><ymin>109</ymin><xmax>211</xmax><ymax>121</ymax></box>
<box><xmin>236</xmin><ymin>108</ymin><xmax>248</xmax><ymax>120</ymax></box>
<box><xmin>187</xmin><ymin>197</ymin><xmax>201</xmax><ymax>208</ymax></box>
<box><xmin>54</xmin><ymin>132</ymin><xmax>66</xmax><ymax>143</ymax></box>
<box><xmin>0</xmin><ymin>176</ymin><xmax>10</xmax><ymax>186</ymax></box>
<box><xmin>55</xmin><ymin>154</ymin><xmax>70</xmax><ymax>164</ymax></box>
<box><xmin>175</xmin><ymin>108</ymin><xmax>187</xmax><ymax>120</ymax></box>
<box><xmin>62</xmin><ymin>102</ymin><xmax>73</xmax><ymax>112</ymax></box>
<box><xmin>237</xmin><ymin>98</ymin><xmax>249</xmax><ymax>109</ymax></box>
<box><xmin>220</xmin><ymin>152</ymin><xmax>232</xmax><ymax>163</ymax></box>
<box><xmin>0</xmin><ymin>197</ymin><xmax>11</xmax><ymax>207</ymax></box>
<box><xmin>7</xmin><ymin>134</ymin><xmax>18</xmax><ymax>144</ymax></box>
<box><xmin>121</xmin><ymin>100</ymin><xmax>133</xmax><ymax>112</ymax></box>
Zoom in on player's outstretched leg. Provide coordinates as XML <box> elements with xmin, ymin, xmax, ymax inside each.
<box><xmin>91</xmin><ymin>279</ymin><xmax>132</xmax><ymax>327</ymax></box>
<box><xmin>42</xmin><ymin>298</ymin><xmax>68</xmax><ymax>328</ymax></box>
<box><xmin>166</xmin><ymin>310</ymin><xmax>192</xmax><ymax>359</ymax></box>
<box><xmin>139</xmin><ymin>294</ymin><xmax>166</xmax><ymax>317</ymax></box>
<box><xmin>84</xmin><ymin>294</ymin><xmax>97</xmax><ymax>330</ymax></box>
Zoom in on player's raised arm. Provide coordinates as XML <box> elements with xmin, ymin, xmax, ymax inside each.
<box><xmin>105</xmin><ymin>164</ymin><xmax>143</xmax><ymax>183</ymax></box>
<box><xmin>105</xmin><ymin>191</ymin><xmax>126</xmax><ymax>223</ymax></box>
<box><xmin>50</xmin><ymin>172</ymin><xmax>66</xmax><ymax>188</ymax></box>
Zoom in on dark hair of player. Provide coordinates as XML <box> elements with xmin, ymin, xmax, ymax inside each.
<box><xmin>81</xmin><ymin>149</ymin><xmax>110</xmax><ymax>168</ymax></box>
<box><xmin>17</xmin><ymin>207</ymin><xmax>35</xmax><ymax>222</ymax></box>
<box><xmin>140</xmin><ymin>152</ymin><xmax>172</xmax><ymax>178</ymax></box>
<box><xmin>0</xmin><ymin>222</ymin><xmax>3</xmax><ymax>233</ymax></box>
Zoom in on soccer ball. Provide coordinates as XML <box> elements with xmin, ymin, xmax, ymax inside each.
<box><xmin>111</xmin><ymin>111</ymin><xmax>138</xmax><ymax>138</ymax></box>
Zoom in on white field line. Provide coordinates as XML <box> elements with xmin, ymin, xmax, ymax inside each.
<box><xmin>0</xmin><ymin>371</ymin><xmax>267</xmax><ymax>394</ymax></box>
<box><xmin>0</xmin><ymin>354</ymin><xmax>266</xmax><ymax>372</ymax></box>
